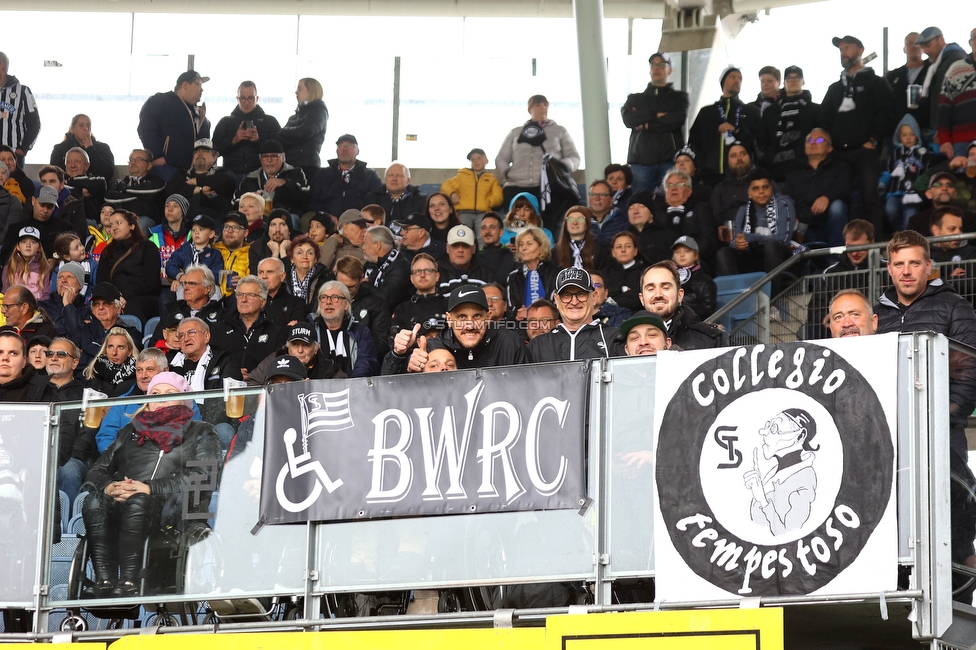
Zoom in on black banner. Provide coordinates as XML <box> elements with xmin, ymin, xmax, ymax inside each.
<box><xmin>260</xmin><ymin>362</ymin><xmax>589</xmax><ymax>524</ymax></box>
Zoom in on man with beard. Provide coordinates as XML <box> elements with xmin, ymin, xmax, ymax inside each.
<box><xmin>307</xmin><ymin>134</ymin><xmax>383</xmax><ymax>217</ymax></box>
<box><xmin>758</xmin><ymin>66</ymin><xmax>822</xmax><ymax>182</ymax></box>
<box><xmin>805</xmin><ymin>220</ymin><xmax>876</xmax><ymax>339</ymax></box>
<box><xmin>212</xmin><ymin>81</ymin><xmax>282</xmax><ymax>176</ymax></box>
<box><xmin>689</xmin><ymin>66</ymin><xmax>760</xmax><ymax>187</ymax></box>
<box><xmin>235</xmin><ymin>140</ymin><xmax>309</xmax><ymax>216</ymax></box>
<box><xmin>615</xmin><ymin>310</ymin><xmax>671</xmax><ymax>356</ymax></box>
<box><xmin>827</xmin><ymin>289</ymin><xmax>878</xmax><ymax>338</ymax></box>
<box><xmin>164</xmin><ymin>138</ymin><xmax>236</xmax><ymax>217</ymax></box>
<box><xmin>478</xmin><ymin>212</ymin><xmax>515</xmax><ymax>283</ymax></box>
<box><xmin>527</xmin><ymin>268</ymin><xmax>617</xmax><ymax>362</ymax></box>
<box><xmin>783</xmin><ymin>128</ymin><xmax>852</xmax><ymax>247</ymax></box>
<box><xmin>909</xmin><ymin>172</ymin><xmax>976</xmax><ymax>234</ymax></box>
<box><xmin>821</xmin><ymin>35</ymin><xmax>896</xmax><ymax>232</ymax></box>
<box><xmin>652</xmin><ymin>170</ymin><xmax>718</xmax><ymax>269</ymax></box>
<box><xmin>928</xmin><ymin>207</ymin><xmax>976</xmax><ymax>301</ymax></box>
<box><xmin>637</xmin><ymin>261</ymin><xmax>722</xmax><ymax>350</ymax></box>
<box><xmin>710</xmin><ymin>142</ymin><xmax>756</xmax><ymax>243</ymax></box>
<box><xmin>310</xmin><ymin>281</ymin><xmax>378</xmax><ymax>378</ymax></box>
<box><xmin>248</xmin><ymin>208</ymin><xmax>292</xmax><ymax>273</ymax></box>
<box><xmin>385</xmin><ymin>284</ymin><xmax>525</xmax><ymax>374</ymax></box>
<box><xmin>246</xmin><ymin>323</ymin><xmax>346</xmax><ymax>385</ymax></box>
<box><xmin>916</xmin><ymin>27</ymin><xmax>967</xmax><ymax>134</ymax></box>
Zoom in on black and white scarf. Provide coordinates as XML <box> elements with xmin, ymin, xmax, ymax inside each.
<box><xmin>717</xmin><ymin>99</ymin><xmax>742</xmax><ymax>145</ymax></box>
<box><xmin>742</xmin><ymin>200</ymin><xmax>778</xmax><ymax>236</ymax></box>
<box><xmin>570</xmin><ymin>239</ymin><xmax>585</xmax><ymax>269</ymax></box>
<box><xmin>290</xmin><ymin>265</ymin><xmax>315</xmax><ymax>300</ymax></box>
<box><xmin>186</xmin><ymin>162</ymin><xmax>218</xmax><ymax>180</ymax></box>
<box><xmin>370</xmin><ymin>247</ymin><xmax>400</xmax><ymax>287</ymax></box>
<box><xmin>91</xmin><ymin>355</ymin><xmax>136</xmax><ymax>388</ymax></box>
<box><xmin>773</xmin><ymin>95</ymin><xmax>809</xmax><ymax>165</ymax></box>
<box><xmin>838</xmin><ymin>72</ymin><xmax>856</xmax><ymax>113</ymax></box>
<box><xmin>317</xmin><ymin>318</ymin><xmax>353</xmax><ymax>375</ymax></box>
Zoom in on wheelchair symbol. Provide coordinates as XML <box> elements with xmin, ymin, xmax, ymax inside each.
<box><xmin>275</xmin><ymin>428</ymin><xmax>344</xmax><ymax>513</ymax></box>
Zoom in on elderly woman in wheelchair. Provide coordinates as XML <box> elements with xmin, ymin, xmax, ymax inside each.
<box><xmin>80</xmin><ymin>372</ymin><xmax>221</xmax><ymax>598</ymax></box>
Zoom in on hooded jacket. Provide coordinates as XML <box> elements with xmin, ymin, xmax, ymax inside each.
<box><xmin>879</xmin><ymin>114</ymin><xmax>937</xmax><ymax>199</ymax></box>
<box><xmin>277</xmin><ymin>99</ymin><xmax>329</xmax><ymax>168</ymax></box>
<box><xmin>621</xmin><ymin>83</ymin><xmax>689</xmax><ymax>166</ymax></box>
<box><xmin>440</xmin><ymin>168</ymin><xmax>504</xmax><ymax>212</ymax></box>
<box><xmin>212</xmin><ymin>105</ymin><xmax>282</xmax><ymax>174</ymax></box>
<box><xmin>821</xmin><ymin>67</ymin><xmax>896</xmax><ymax>149</ymax></box>
<box><xmin>307</xmin><ymin>159</ymin><xmax>384</xmax><ymax>216</ymax></box>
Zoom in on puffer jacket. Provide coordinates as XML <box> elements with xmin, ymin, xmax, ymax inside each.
<box><xmin>527</xmin><ymin>320</ymin><xmax>618</xmax><ymax>362</ymax></box>
<box><xmin>83</xmin><ymin>418</ymin><xmax>221</xmax><ymax>524</ymax></box>
<box><xmin>495</xmin><ymin>120</ymin><xmax>580</xmax><ymax>187</ymax></box>
<box><xmin>621</xmin><ymin>83</ymin><xmax>689</xmax><ymax>166</ymax></box>
<box><xmin>668</xmin><ymin>304</ymin><xmax>723</xmax><ymax>350</ymax></box>
<box><xmin>440</xmin><ymin>168</ymin><xmax>504</xmax><ymax>212</ymax></box>
<box><xmin>213</xmin><ymin>241</ymin><xmax>251</xmax><ymax>297</ymax></box>
<box><xmin>276</xmin><ymin>99</ymin><xmax>329</xmax><ymax>168</ymax></box>
<box><xmin>876</xmin><ymin>277</ymin><xmax>976</xmax><ymax>447</ymax></box>
<box><xmin>94</xmin><ymin>238</ymin><xmax>162</xmax><ymax>302</ymax></box>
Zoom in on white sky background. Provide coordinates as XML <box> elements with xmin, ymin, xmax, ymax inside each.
<box><xmin>2</xmin><ymin>2</ymin><xmax>974</xmax><ymax>170</ymax></box>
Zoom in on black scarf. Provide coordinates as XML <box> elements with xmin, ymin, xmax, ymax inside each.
<box><xmin>742</xmin><ymin>200</ymin><xmax>778</xmax><ymax>235</ymax></box>
<box><xmin>369</xmin><ymin>248</ymin><xmax>400</xmax><ymax>286</ymax></box>
<box><xmin>773</xmin><ymin>94</ymin><xmax>809</xmax><ymax>165</ymax></box>
<box><xmin>91</xmin><ymin>355</ymin><xmax>136</xmax><ymax>387</ymax></box>
<box><xmin>517</xmin><ymin>121</ymin><xmax>548</xmax><ymax>147</ymax></box>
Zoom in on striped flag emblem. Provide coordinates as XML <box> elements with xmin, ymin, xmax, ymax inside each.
<box><xmin>299</xmin><ymin>390</ymin><xmax>354</xmax><ymax>449</ymax></box>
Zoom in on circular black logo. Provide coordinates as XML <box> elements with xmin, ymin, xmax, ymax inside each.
<box><xmin>656</xmin><ymin>342</ymin><xmax>893</xmax><ymax>596</ymax></box>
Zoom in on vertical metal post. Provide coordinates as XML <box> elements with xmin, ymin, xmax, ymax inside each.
<box><xmin>627</xmin><ymin>17</ymin><xmax>634</xmax><ymax>56</ymax></box>
<box><xmin>573</xmin><ymin>0</ymin><xmax>612</xmax><ymax>185</ymax></box>
<box><xmin>883</xmin><ymin>27</ymin><xmax>889</xmax><ymax>76</ymax></box>
<box><xmin>868</xmin><ymin>248</ymin><xmax>881</xmax><ymax>304</ymax></box>
<box><xmin>680</xmin><ymin>51</ymin><xmax>690</xmax><ymax>139</ymax></box>
<box><xmin>31</xmin><ymin>405</ymin><xmax>55</xmax><ymax>635</ymax></box>
<box><xmin>187</xmin><ymin>54</ymin><xmax>194</xmax><ymax>72</ymax></box>
<box><xmin>593</xmin><ymin>359</ymin><xmax>611</xmax><ymax>605</ymax></box>
<box><xmin>392</xmin><ymin>56</ymin><xmax>401</xmax><ymax>162</ymax></box>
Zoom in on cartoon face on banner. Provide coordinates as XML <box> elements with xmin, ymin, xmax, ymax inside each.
<box><xmin>656</xmin><ymin>342</ymin><xmax>894</xmax><ymax>597</ymax></box>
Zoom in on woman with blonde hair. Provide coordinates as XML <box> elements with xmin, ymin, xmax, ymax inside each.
<box><xmin>506</xmin><ymin>226</ymin><xmax>561</xmax><ymax>321</ymax></box>
<box><xmin>83</xmin><ymin>326</ymin><xmax>138</xmax><ymax>396</ymax></box>
<box><xmin>277</xmin><ymin>77</ymin><xmax>329</xmax><ymax>178</ymax></box>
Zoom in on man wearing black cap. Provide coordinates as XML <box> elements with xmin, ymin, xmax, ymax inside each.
<box><xmin>615</xmin><ymin>311</ymin><xmax>671</xmax><ymax>356</ymax></box>
<box><xmin>363</xmin><ymin>162</ymin><xmax>427</xmax><ymax>225</ymax></box>
<box><xmin>215</xmin><ymin>211</ymin><xmax>252</xmax><ymax>297</ymax></box>
<box><xmin>396</xmin><ymin>212</ymin><xmax>446</xmax><ymax>263</ymax></box>
<box><xmin>234</xmin><ymin>139</ymin><xmax>309</xmax><ymax>215</ymax></box>
<box><xmin>213</xmin><ymin>81</ymin><xmax>282</xmax><ymax>177</ymax></box>
<box><xmin>247</xmin><ymin>323</ymin><xmax>346</xmax><ymax>384</ymax></box>
<box><xmin>137</xmin><ymin>70</ymin><xmax>211</xmax><ymax>181</ymax></box>
<box><xmin>385</xmin><ymin>284</ymin><xmax>525</xmax><ymax>374</ymax></box>
<box><xmin>362</xmin><ymin>225</ymin><xmax>412</xmax><ymax>310</ymax></box>
<box><xmin>307</xmin><ymin>134</ymin><xmax>383</xmax><ymax>217</ymax></box>
<box><xmin>915</xmin><ymin>27</ymin><xmax>966</xmax><ymax>133</ymax></box>
<box><xmin>821</xmin><ymin>35</ymin><xmax>895</xmax><ymax>233</ymax></box>
<box><xmin>164</xmin><ymin>137</ymin><xmax>236</xmax><ymax>218</ymax></box>
<box><xmin>757</xmin><ymin>66</ymin><xmax>822</xmax><ymax>182</ymax></box>
<box><xmin>440</xmin><ymin>148</ymin><xmax>504</xmax><ymax>240</ymax></box>
<box><xmin>908</xmin><ymin>171</ymin><xmax>976</xmax><ymax>234</ymax></box>
<box><xmin>61</xmin><ymin>281</ymin><xmax>142</xmax><ymax>367</ymax></box>
<box><xmin>527</xmin><ymin>268</ymin><xmax>618</xmax><ymax>363</ymax></box>
<box><xmin>622</xmin><ymin>52</ymin><xmax>690</xmax><ymax>194</ymax></box>
<box><xmin>689</xmin><ymin>65</ymin><xmax>760</xmax><ymax>188</ymax></box>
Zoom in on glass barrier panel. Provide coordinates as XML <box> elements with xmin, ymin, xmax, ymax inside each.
<box><xmin>603</xmin><ymin>356</ymin><xmax>657</xmax><ymax>578</ymax></box>
<box><xmin>0</xmin><ymin>404</ymin><xmax>51</xmax><ymax>609</ymax></box>
<box><xmin>47</xmin><ymin>389</ymin><xmax>307</xmax><ymax>609</ymax></box>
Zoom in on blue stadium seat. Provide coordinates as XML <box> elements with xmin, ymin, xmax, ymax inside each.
<box><xmin>73</xmin><ymin>491</ymin><xmax>88</xmax><ymax>518</ymax></box>
<box><xmin>143</xmin><ymin>316</ymin><xmax>160</xmax><ymax>348</ymax></box>
<box><xmin>118</xmin><ymin>314</ymin><xmax>143</xmax><ymax>334</ymax></box>
<box><xmin>714</xmin><ymin>272</ymin><xmax>771</xmax><ymax>333</ymax></box>
<box><xmin>67</xmin><ymin>513</ymin><xmax>86</xmax><ymax>536</ymax></box>
<box><xmin>58</xmin><ymin>490</ymin><xmax>70</xmax><ymax>533</ymax></box>
<box><xmin>418</xmin><ymin>183</ymin><xmax>441</xmax><ymax>198</ymax></box>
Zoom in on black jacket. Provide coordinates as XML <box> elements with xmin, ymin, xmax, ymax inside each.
<box><xmin>307</xmin><ymin>159</ymin><xmax>384</xmax><ymax>216</ymax></box>
<box><xmin>104</xmin><ymin>172</ymin><xmax>166</xmax><ymax>223</ymax></box>
<box><xmin>247</xmin><ymin>347</ymin><xmax>347</xmax><ymax>385</ymax></box>
<box><xmin>506</xmin><ymin>261</ymin><xmax>560</xmax><ymax>316</ymax></box>
<box><xmin>83</xmin><ymin>419</ymin><xmax>221</xmax><ymax>525</ymax></box>
<box><xmin>604</xmin><ymin>260</ymin><xmax>646</xmax><ymax>312</ymax></box>
<box><xmin>783</xmin><ymin>156</ymin><xmax>853</xmax><ymax>228</ymax></box>
<box><xmin>820</xmin><ymin>67</ymin><xmax>896</xmax><ymax>149</ymax></box>
<box><xmin>757</xmin><ymin>90</ymin><xmax>822</xmax><ymax>181</ymax></box>
<box><xmin>50</xmin><ymin>379</ymin><xmax>86</xmax><ymax>467</ymax></box>
<box><xmin>876</xmin><ymin>278</ymin><xmax>976</xmax><ymax>452</ymax></box>
<box><xmin>59</xmin><ymin>304</ymin><xmax>144</xmax><ymax>367</ymax></box>
<box><xmin>479</xmin><ymin>244</ymin><xmax>516</xmax><ymax>286</ymax></box>
<box><xmin>527</xmin><ymin>321</ymin><xmax>618</xmax><ymax>363</ymax></box>
<box><xmin>668</xmin><ymin>304</ymin><xmax>724</xmax><ymax>350</ymax></box>
<box><xmin>277</xmin><ymin>99</ymin><xmax>329</xmax><ymax>169</ymax></box>
<box><xmin>235</xmin><ymin>163</ymin><xmax>309</xmax><ymax>215</ymax></box>
<box><xmin>886</xmin><ymin>62</ymin><xmax>931</xmax><ymax>129</ymax></box>
<box><xmin>0</xmin><ymin>214</ymin><xmax>75</xmax><ymax>266</ymax></box>
<box><xmin>365</xmin><ymin>250</ymin><xmax>413</xmax><ymax>312</ymax></box>
<box><xmin>389</xmin><ymin>293</ymin><xmax>448</xmax><ymax>342</ymax></box>
<box><xmin>350</xmin><ymin>282</ymin><xmax>392</xmax><ymax>359</ymax></box>
<box><xmin>209</xmin><ymin>311</ymin><xmax>284</xmax><ymax>374</ymax></box>
<box><xmin>621</xmin><ymin>83</ymin><xmax>689</xmax><ymax>166</ymax></box>
<box><xmin>689</xmin><ymin>96</ymin><xmax>760</xmax><ymax>177</ymax></box>
<box><xmin>678</xmin><ymin>265</ymin><xmax>717</xmax><ymax>321</ymax></box>
<box><xmin>95</xmin><ymin>238</ymin><xmax>162</xmax><ymax>303</ymax></box>
<box><xmin>630</xmin><ymin>222</ymin><xmax>678</xmax><ymax>267</ymax></box>
<box><xmin>382</xmin><ymin>325</ymin><xmax>526</xmax><ymax>374</ymax></box>
<box><xmin>0</xmin><ymin>365</ymin><xmax>58</xmax><ymax>403</ymax></box>
<box><xmin>164</xmin><ymin>167</ymin><xmax>237</xmax><ymax>218</ymax></box>
<box><xmin>362</xmin><ymin>185</ymin><xmax>428</xmax><ymax>225</ymax></box>
<box><xmin>137</xmin><ymin>91</ymin><xmax>211</xmax><ymax>170</ymax></box>
<box><xmin>150</xmin><ymin>299</ymin><xmax>224</xmax><ymax>345</ymax></box>
<box><xmin>212</xmin><ymin>105</ymin><xmax>282</xmax><ymax>175</ymax></box>
<box><xmin>51</xmin><ymin>133</ymin><xmax>116</xmax><ymax>181</ymax></box>
<box><xmin>710</xmin><ymin>173</ymin><xmax>752</xmax><ymax>228</ymax></box>
<box><xmin>652</xmin><ymin>200</ymin><xmax>718</xmax><ymax>267</ymax></box>
<box><xmin>436</xmin><ymin>257</ymin><xmax>497</xmax><ymax>296</ymax></box>
<box><xmin>170</xmin><ymin>345</ymin><xmax>239</xmax><ymax>385</ymax></box>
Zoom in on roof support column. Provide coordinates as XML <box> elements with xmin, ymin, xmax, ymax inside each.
<box><xmin>573</xmin><ymin>0</ymin><xmax>612</xmax><ymax>185</ymax></box>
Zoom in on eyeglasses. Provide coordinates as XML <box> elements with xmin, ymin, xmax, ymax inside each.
<box><xmin>592</xmin><ymin>282</ymin><xmax>604</xmax><ymax>289</ymax></box>
<box><xmin>0</xmin><ymin>302</ymin><xmax>22</xmax><ymax>311</ymax></box>
<box><xmin>565</xmin><ymin>216</ymin><xmax>588</xmax><ymax>224</ymax></box>
<box><xmin>180</xmin><ymin>280</ymin><xmax>204</xmax><ymax>287</ymax></box>
<box><xmin>485</xmin><ymin>296</ymin><xmax>502</xmax><ymax>303</ymax></box>
<box><xmin>237</xmin><ymin>292</ymin><xmax>263</xmax><ymax>301</ymax></box>
<box><xmin>931</xmin><ymin>182</ymin><xmax>954</xmax><ymax>189</ymax></box>
<box><xmin>318</xmin><ymin>295</ymin><xmax>347</xmax><ymax>304</ymax></box>
<box><xmin>260</xmin><ymin>153</ymin><xmax>282</xmax><ymax>159</ymax></box>
<box><xmin>588</xmin><ymin>192</ymin><xmax>611</xmax><ymax>198</ymax></box>
<box><xmin>665</xmin><ymin>182</ymin><xmax>688</xmax><ymax>189</ymax></box>
<box><xmin>44</xmin><ymin>350</ymin><xmax>75</xmax><ymax>358</ymax></box>
<box><xmin>807</xmin><ymin>137</ymin><xmax>827</xmax><ymax>144</ymax></box>
<box><xmin>650</xmin><ymin>62</ymin><xmax>669</xmax><ymax>69</ymax></box>
<box><xmin>176</xmin><ymin>329</ymin><xmax>203</xmax><ymax>341</ymax></box>
<box><xmin>411</xmin><ymin>268</ymin><xmax>437</xmax><ymax>276</ymax></box>
<box><xmin>223</xmin><ymin>225</ymin><xmax>246</xmax><ymax>232</ymax></box>
<box><xmin>557</xmin><ymin>291</ymin><xmax>590</xmax><ymax>304</ymax></box>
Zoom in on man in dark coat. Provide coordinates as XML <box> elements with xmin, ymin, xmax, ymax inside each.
<box><xmin>757</xmin><ymin>66</ymin><xmax>822</xmax><ymax>182</ymax></box>
<box><xmin>164</xmin><ymin>138</ymin><xmax>236</xmax><ymax>218</ymax></box>
<box><xmin>234</xmin><ymin>139</ymin><xmax>308</xmax><ymax>215</ymax></box>
<box><xmin>637</xmin><ymin>261</ymin><xmax>723</xmax><ymax>350</ymax></box>
<box><xmin>137</xmin><ymin>70</ymin><xmax>211</xmax><ymax>180</ymax></box>
<box><xmin>362</xmin><ymin>163</ymin><xmax>427</xmax><ymax>226</ymax></box>
<box><xmin>783</xmin><ymin>128</ymin><xmax>853</xmax><ymax>247</ymax></box>
<box><xmin>307</xmin><ymin>134</ymin><xmax>384</xmax><ymax>216</ymax></box>
<box><xmin>621</xmin><ymin>53</ymin><xmax>689</xmax><ymax>193</ymax></box>
<box><xmin>211</xmin><ymin>81</ymin><xmax>281</xmax><ymax>176</ymax></box>
<box><xmin>887</xmin><ymin>32</ymin><xmax>930</xmax><ymax>130</ymax></box>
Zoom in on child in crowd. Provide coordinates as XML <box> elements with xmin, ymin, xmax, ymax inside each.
<box><xmin>880</xmin><ymin>115</ymin><xmax>937</xmax><ymax>232</ymax></box>
<box><xmin>671</xmin><ymin>235</ymin><xmax>717</xmax><ymax>320</ymax></box>
<box><xmin>150</xmin><ymin>194</ymin><xmax>192</xmax><ymax>274</ymax></box>
<box><xmin>50</xmin><ymin>231</ymin><xmax>97</xmax><ymax>300</ymax></box>
<box><xmin>165</xmin><ymin>214</ymin><xmax>224</xmax><ymax>291</ymax></box>
<box><xmin>604</xmin><ymin>231</ymin><xmax>646</xmax><ymax>312</ymax></box>
<box><xmin>88</xmin><ymin>204</ymin><xmax>115</xmax><ymax>263</ymax></box>
<box><xmin>501</xmin><ymin>192</ymin><xmax>554</xmax><ymax>248</ymax></box>
<box><xmin>2</xmin><ymin>226</ymin><xmax>52</xmax><ymax>300</ymax></box>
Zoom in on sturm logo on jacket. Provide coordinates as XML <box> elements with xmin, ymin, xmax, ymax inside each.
<box><xmin>656</xmin><ymin>342</ymin><xmax>893</xmax><ymax>597</ymax></box>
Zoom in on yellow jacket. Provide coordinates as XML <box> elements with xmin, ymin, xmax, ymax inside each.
<box><xmin>214</xmin><ymin>241</ymin><xmax>252</xmax><ymax>297</ymax></box>
<box><xmin>440</xmin><ymin>168</ymin><xmax>503</xmax><ymax>212</ymax></box>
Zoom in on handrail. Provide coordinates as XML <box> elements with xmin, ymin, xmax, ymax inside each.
<box><xmin>706</xmin><ymin>232</ymin><xmax>976</xmax><ymax>326</ymax></box>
